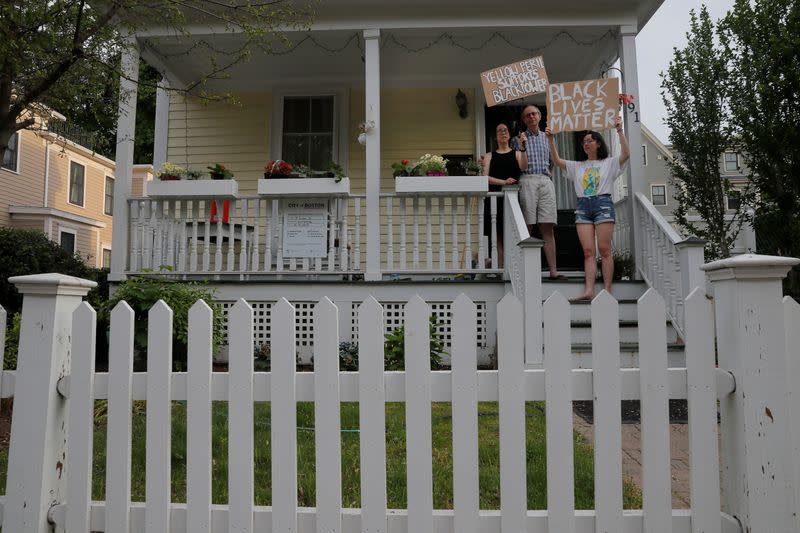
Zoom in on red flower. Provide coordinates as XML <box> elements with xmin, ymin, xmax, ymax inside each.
<box><xmin>401</xmin><ymin>159</ymin><xmax>410</xmax><ymax>165</ymax></box>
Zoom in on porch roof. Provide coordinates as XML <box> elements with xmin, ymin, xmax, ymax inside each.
<box><xmin>132</xmin><ymin>0</ymin><xmax>664</xmax><ymax>93</ymax></box>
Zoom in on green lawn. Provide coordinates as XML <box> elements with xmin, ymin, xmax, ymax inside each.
<box><xmin>80</xmin><ymin>401</ymin><xmax>642</xmax><ymax>510</ymax></box>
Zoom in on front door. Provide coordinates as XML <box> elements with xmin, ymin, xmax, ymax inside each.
<box><xmin>483</xmin><ymin>104</ymin><xmax>582</xmax><ymax>271</ymax></box>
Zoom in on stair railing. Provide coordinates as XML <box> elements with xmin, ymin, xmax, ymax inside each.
<box><xmin>634</xmin><ymin>192</ymin><xmax>705</xmax><ymax>339</ymax></box>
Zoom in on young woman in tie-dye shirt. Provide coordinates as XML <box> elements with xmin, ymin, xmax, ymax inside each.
<box><xmin>545</xmin><ymin>117</ymin><xmax>630</xmax><ymax>300</ymax></box>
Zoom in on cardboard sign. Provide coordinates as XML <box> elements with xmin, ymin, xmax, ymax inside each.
<box><xmin>547</xmin><ymin>77</ymin><xmax>620</xmax><ymax>133</ymax></box>
<box><xmin>281</xmin><ymin>198</ymin><xmax>329</xmax><ymax>258</ymax></box>
<box><xmin>480</xmin><ymin>56</ymin><xmax>549</xmax><ymax>107</ymax></box>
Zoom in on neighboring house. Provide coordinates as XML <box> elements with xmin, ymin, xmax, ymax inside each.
<box><xmin>0</xmin><ymin>117</ymin><xmax>153</xmax><ymax>268</ymax></box>
<box><xmin>633</xmin><ymin>124</ymin><xmax>756</xmax><ymax>254</ymax></box>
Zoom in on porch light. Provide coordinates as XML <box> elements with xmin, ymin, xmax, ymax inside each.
<box><xmin>455</xmin><ymin>89</ymin><xmax>468</xmax><ymax>119</ymax></box>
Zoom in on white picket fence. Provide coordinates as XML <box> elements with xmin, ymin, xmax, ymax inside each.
<box><xmin>2</xmin><ymin>254</ymin><xmax>799</xmax><ymax>532</ymax></box>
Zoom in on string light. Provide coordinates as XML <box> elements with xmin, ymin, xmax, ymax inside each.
<box><xmin>149</xmin><ymin>28</ymin><xmax>616</xmax><ymax>61</ymax></box>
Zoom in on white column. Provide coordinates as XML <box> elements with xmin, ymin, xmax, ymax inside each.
<box><xmin>153</xmin><ymin>76</ymin><xmax>171</xmax><ymax>172</ymax></box>
<box><xmin>364</xmin><ymin>29</ymin><xmax>381</xmax><ymax>281</ymax></box>
<box><xmin>519</xmin><ymin>237</ymin><xmax>544</xmax><ymax>366</ymax></box>
<box><xmin>3</xmin><ymin>274</ymin><xmax>96</xmax><ymax>533</ymax></box>
<box><xmin>619</xmin><ymin>26</ymin><xmax>645</xmax><ymax>279</ymax></box>
<box><xmin>110</xmin><ymin>36</ymin><xmax>140</xmax><ymax>281</ymax></box>
<box><xmin>703</xmin><ymin>254</ymin><xmax>800</xmax><ymax>531</ymax></box>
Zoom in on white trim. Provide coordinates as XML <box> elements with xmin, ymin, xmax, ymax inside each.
<box><xmin>58</xmin><ymin>226</ymin><xmax>78</xmax><ymax>255</ymax></box>
<box><xmin>270</xmin><ymin>88</ymin><xmax>348</xmax><ymax>170</ymax></box>
<box><xmin>723</xmin><ymin>151</ymin><xmax>739</xmax><ymax>173</ymax></box>
<box><xmin>1</xmin><ymin>131</ymin><xmax>21</xmax><ymax>174</ymax></box>
<box><xmin>38</xmin><ymin>130</ymin><xmax>115</xmax><ymax>168</ymax></box>
<box><xmin>101</xmin><ymin>244</ymin><xmax>113</xmax><ymax>269</ymax></box>
<box><xmin>9</xmin><ymin>206</ymin><xmax>107</xmax><ymax>228</ymax></box>
<box><xmin>650</xmin><ymin>183</ymin><xmax>667</xmax><ymax>207</ymax></box>
<box><xmin>67</xmin><ymin>159</ymin><xmax>87</xmax><ymax>208</ymax></box>
<box><xmin>104</xmin><ymin>175</ymin><xmax>115</xmax><ymax>216</ymax></box>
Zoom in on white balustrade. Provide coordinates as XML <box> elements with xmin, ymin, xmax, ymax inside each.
<box><xmin>634</xmin><ymin>192</ymin><xmax>705</xmax><ymax>339</ymax></box>
<box><xmin>127</xmin><ymin>191</ymin><xmax>506</xmax><ymax>278</ymax></box>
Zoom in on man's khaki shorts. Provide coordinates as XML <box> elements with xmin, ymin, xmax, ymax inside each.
<box><xmin>519</xmin><ymin>174</ymin><xmax>557</xmax><ymax>225</ymax></box>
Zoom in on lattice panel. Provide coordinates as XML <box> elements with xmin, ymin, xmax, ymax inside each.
<box><xmin>350</xmin><ymin>301</ymin><xmax>488</xmax><ymax>350</ymax></box>
<box><xmin>219</xmin><ymin>299</ymin><xmax>488</xmax><ymax>363</ymax></box>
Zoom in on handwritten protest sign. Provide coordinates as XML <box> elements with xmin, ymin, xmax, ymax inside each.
<box><xmin>547</xmin><ymin>77</ymin><xmax>620</xmax><ymax>133</ymax></box>
<box><xmin>481</xmin><ymin>56</ymin><xmax>548</xmax><ymax>107</ymax></box>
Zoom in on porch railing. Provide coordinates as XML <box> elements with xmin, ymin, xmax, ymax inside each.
<box><xmin>127</xmin><ymin>192</ymin><xmax>505</xmax><ymax>278</ymax></box>
<box><xmin>629</xmin><ymin>193</ymin><xmax>705</xmax><ymax>340</ymax></box>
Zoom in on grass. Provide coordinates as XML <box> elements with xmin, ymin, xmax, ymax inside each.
<box><xmin>83</xmin><ymin>401</ymin><xmax>642</xmax><ymax>510</ymax></box>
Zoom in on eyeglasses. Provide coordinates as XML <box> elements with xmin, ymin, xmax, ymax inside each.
<box><xmin>583</xmin><ymin>138</ymin><xmax>597</xmax><ymax>145</ymax></box>
<box><xmin>524</xmin><ymin>112</ymin><xmax>539</xmax><ymax>117</ymax></box>
<box><xmin>496</xmin><ymin>128</ymin><xmax>509</xmax><ymax>133</ymax></box>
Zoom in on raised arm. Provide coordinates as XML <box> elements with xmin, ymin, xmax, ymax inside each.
<box><xmin>545</xmin><ymin>127</ymin><xmax>567</xmax><ymax>170</ymax></box>
<box><xmin>615</xmin><ymin>117</ymin><xmax>630</xmax><ymax>166</ymax></box>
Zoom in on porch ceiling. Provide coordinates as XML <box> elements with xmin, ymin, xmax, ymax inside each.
<box><xmin>141</xmin><ymin>26</ymin><xmax>621</xmax><ymax>96</ymax></box>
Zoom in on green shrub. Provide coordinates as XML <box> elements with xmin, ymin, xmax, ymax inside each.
<box><xmin>3</xmin><ymin>312</ymin><xmax>20</xmax><ymax>370</ymax></box>
<box><xmin>383</xmin><ymin>314</ymin><xmax>444</xmax><ymax>370</ymax></box>
<box><xmin>102</xmin><ymin>277</ymin><xmax>225</xmax><ymax>371</ymax></box>
<box><xmin>0</xmin><ymin>227</ymin><xmax>105</xmax><ymax>315</ymax></box>
<box><xmin>335</xmin><ymin>315</ymin><xmax>446</xmax><ymax>371</ymax></box>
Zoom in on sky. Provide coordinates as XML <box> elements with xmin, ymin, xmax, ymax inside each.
<box><xmin>635</xmin><ymin>0</ymin><xmax>735</xmax><ymax>144</ymax></box>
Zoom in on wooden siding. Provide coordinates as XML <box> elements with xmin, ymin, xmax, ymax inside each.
<box><xmin>166</xmin><ymin>92</ymin><xmax>271</xmax><ymax>197</ymax></box>
<box><xmin>0</xmin><ymin>130</ymin><xmax>46</xmax><ymax>227</ymax></box>
<box><xmin>164</xmin><ymin>88</ymin><xmax>476</xmax><ymax>195</ymax></box>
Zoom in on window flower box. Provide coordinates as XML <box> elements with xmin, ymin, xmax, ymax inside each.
<box><xmin>144</xmin><ymin>179</ymin><xmax>239</xmax><ymax>199</ymax></box>
<box><xmin>394</xmin><ymin>175</ymin><xmax>487</xmax><ymax>195</ymax></box>
<box><xmin>258</xmin><ymin>177</ymin><xmax>350</xmax><ymax>197</ymax></box>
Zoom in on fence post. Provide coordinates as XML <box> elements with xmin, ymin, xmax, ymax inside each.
<box><xmin>3</xmin><ymin>273</ymin><xmax>96</xmax><ymax>533</ymax></box>
<box><xmin>519</xmin><ymin>237</ymin><xmax>543</xmax><ymax>366</ymax></box>
<box><xmin>676</xmin><ymin>236</ymin><xmax>705</xmax><ymax>298</ymax></box>
<box><xmin>702</xmin><ymin>254</ymin><xmax>799</xmax><ymax>531</ymax></box>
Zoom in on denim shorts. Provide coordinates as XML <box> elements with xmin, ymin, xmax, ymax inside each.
<box><xmin>575</xmin><ymin>194</ymin><xmax>615</xmax><ymax>225</ymax></box>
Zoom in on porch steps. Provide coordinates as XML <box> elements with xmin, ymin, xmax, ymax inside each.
<box><xmin>536</xmin><ymin>277</ymin><xmax>685</xmax><ymax>368</ymax></box>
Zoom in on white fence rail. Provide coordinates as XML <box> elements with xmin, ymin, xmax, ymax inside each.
<box><xmin>3</xmin><ymin>255</ymin><xmax>800</xmax><ymax>532</ymax></box>
<box><xmin>127</xmin><ymin>192</ymin><xmax>505</xmax><ymax>278</ymax></box>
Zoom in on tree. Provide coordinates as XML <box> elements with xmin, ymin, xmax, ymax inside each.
<box><xmin>720</xmin><ymin>0</ymin><xmax>800</xmax><ymax>294</ymax></box>
<box><xmin>0</xmin><ymin>1</ymin><xmax>312</xmax><ymax>163</ymax></box>
<box><xmin>660</xmin><ymin>6</ymin><xmax>748</xmax><ymax>259</ymax></box>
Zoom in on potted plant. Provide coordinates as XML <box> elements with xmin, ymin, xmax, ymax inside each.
<box><xmin>415</xmin><ymin>153</ymin><xmax>449</xmax><ymax>176</ymax></box>
<box><xmin>391</xmin><ymin>159</ymin><xmax>414</xmax><ymax>177</ymax></box>
<box><xmin>158</xmin><ymin>162</ymin><xmax>185</xmax><ymax>181</ymax></box>
<box><xmin>264</xmin><ymin>159</ymin><xmax>294</xmax><ymax>178</ymax></box>
<box><xmin>295</xmin><ymin>164</ymin><xmax>311</xmax><ymax>178</ymax></box>
<box><xmin>185</xmin><ymin>169</ymin><xmax>203</xmax><ymax>180</ymax></box>
<box><xmin>207</xmin><ymin>163</ymin><xmax>233</xmax><ymax>180</ymax></box>
<box><xmin>328</xmin><ymin>161</ymin><xmax>345</xmax><ymax>183</ymax></box>
<box><xmin>461</xmin><ymin>158</ymin><xmax>482</xmax><ymax>176</ymax></box>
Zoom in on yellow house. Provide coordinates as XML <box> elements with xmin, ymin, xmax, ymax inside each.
<box><xmin>0</xmin><ymin>118</ymin><xmax>152</xmax><ymax>268</ymax></box>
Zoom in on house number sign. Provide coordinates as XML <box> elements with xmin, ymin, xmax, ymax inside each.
<box><xmin>282</xmin><ymin>199</ymin><xmax>329</xmax><ymax>258</ymax></box>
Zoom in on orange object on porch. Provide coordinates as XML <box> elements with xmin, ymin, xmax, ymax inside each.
<box><xmin>210</xmin><ymin>199</ymin><xmax>230</xmax><ymax>224</ymax></box>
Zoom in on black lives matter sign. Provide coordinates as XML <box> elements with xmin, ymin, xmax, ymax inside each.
<box><xmin>547</xmin><ymin>77</ymin><xmax>620</xmax><ymax>133</ymax></box>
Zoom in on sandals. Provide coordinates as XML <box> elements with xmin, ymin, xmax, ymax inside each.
<box><xmin>548</xmin><ymin>274</ymin><xmax>569</xmax><ymax>281</ymax></box>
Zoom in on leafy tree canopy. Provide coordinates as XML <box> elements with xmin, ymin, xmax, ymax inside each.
<box><xmin>0</xmin><ymin>1</ymin><xmax>312</xmax><ymax>161</ymax></box>
<box><xmin>661</xmin><ymin>6</ymin><xmax>748</xmax><ymax>259</ymax></box>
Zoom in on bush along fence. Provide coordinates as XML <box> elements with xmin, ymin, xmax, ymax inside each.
<box><xmin>0</xmin><ymin>254</ymin><xmax>799</xmax><ymax>532</ymax></box>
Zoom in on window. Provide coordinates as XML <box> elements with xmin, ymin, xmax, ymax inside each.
<box><xmin>69</xmin><ymin>161</ymin><xmax>85</xmax><ymax>206</ymax></box>
<box><xmin>102</xmin><ymin>248</ymin><xmax>112</xmax><ymax>268</ymax></box>
<box><xmin>727</xmin><ymin>189</ymin><xmax>741</xmax><ymax>210</ymax></box>
<box><xmin>281</xmin><ymin>96</ymin><xmax>334</xmax><ymax>170</ymax></box>
<box><xmin>104</xmin><ymin>176</ymin><xmax>115</xmax><ymax>215</ymax></box>
<box><xmin>60</xmin><ymin>231</ymin><xmax>76</xmax><ymax>254</ymax></box>
<box><xmin>642</xmin><ymin>144</ymin><xmax>648</xmax><ymax>166</ymax></box>
<box><xmin>651</xmin><ymin>184</ymin><xmax>667</xmax><ymax>206</ymax></box>
<box><xmin>2</xmin><ymin>132</ymin><xmax>19</xmax><ymax>172</ymax></box>
<box><xmin>724</xmin><ymin>152</ymin><xmax>739</xmax><ymax>172</ymax></box>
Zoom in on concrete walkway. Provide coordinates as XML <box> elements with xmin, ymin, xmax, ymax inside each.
<box><xmin>574</xmin><ymin>415</ymin><xmax>724</xmax><ymax>508</ymax></box>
